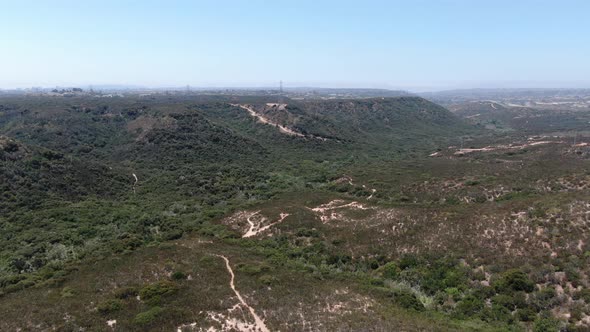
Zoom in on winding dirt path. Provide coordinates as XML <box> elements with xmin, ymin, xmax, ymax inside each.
<box><xmin>243</xmin><ymin>211</ymin><xmax>262</xmax><ymax>238</ymax></box>
<box><xmin>216</xmin><ymin>255</ymin><xmax>270</xmax><ymax>332</ymax></box>
<box><xmin>311</xmin><ymin>200</ymin><xmax>371</xmax><ymax>214</ymax></box>
<box><xmin>454</xmin><ymin>140</ymin><xmax>562</xmax><ymax>155</ymax></box>
<box><xmin>230</xmin><ymin>103</ymin><xmax>330</xmax><ymax>141</ymax></box>
<box><xmin>243</xmin><ymin>212</ymin><xmax>289</xmax><ymax>238</ymax></box>
<box><xmin>256</xmin><ymin>213</ymin><xmax>289</xmax><ymax>234</ymax></box>
<box><xmin>132</xmin><ymin>173</ymin><xmax>138</xmax><ymax>193</ymax></box>
<box><xmin>231</xmin><ymin>104</ymin><xmax>305</xmax><ymax>137</ymax></box>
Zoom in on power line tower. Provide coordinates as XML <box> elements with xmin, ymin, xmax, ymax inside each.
<box><xmin>278</xmin><ymin>80</ymin><xmax>284</xmax><ymax>105</ymax></box>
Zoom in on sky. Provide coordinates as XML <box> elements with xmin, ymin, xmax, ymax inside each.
<box><xmin>1</xmin><ymin>0</ymin><xmax>589</xmax><ymax>91</ymax></box>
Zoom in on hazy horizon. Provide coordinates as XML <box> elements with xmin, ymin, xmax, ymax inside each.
<box><xmin>2</xmin><ymin>0</ymin><xmax>589</xmax><ymax>91</ymax></box>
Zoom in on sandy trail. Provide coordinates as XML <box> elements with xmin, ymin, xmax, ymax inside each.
<box><xmin>254</xmin><ymin>213</ymin><xmax>289</xmax><ymax>236</ymax></box>
<box><xmin>215</xmin><ymin>255</ymin><xmax>270</xmax><ymax>332</ymax></box>
<box><xmin>231</xmin><ymin>103</ymin><xmax>330</xmax><ymax>141</ymax></box>
<box><xmin>454</xmin><ymin>140</ymin><xmax>562</xmax><ymax>155</ymax></box>
<box><xmin>243</xmin><ymin>212</ymin><xmax>289</xmax><ymax>238</ymax></box>
<box><xmin>310</xmin><ymin>200</ymin><xmax>373</xmax><ymax>223</ymax></box>
<box><xmin>311</xmin><ymin>200</ymin><xmax>371</xmax><ymax>213</ymax></box>
<box><xmin>243</xmin><ymin>211</ymin><xmax>262</xmax><ymax>238</ymax></box>
<box><xmin>231</xmin><ymin>104</ymin><xmax>305</xmax><ymax>137</ymax></box>
<box><xmin>132</xmin><ymin>173</ymin><xmax>138</xmax><ymax>193</ymax></box>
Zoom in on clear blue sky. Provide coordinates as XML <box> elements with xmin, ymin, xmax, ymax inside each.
<box><xmin>1</xmin><ymin>0</ymin><xmax>589</xmax><ymax>91</ymax></box>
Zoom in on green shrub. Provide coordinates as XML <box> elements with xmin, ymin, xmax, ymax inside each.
<box><xmin>398</xmin><ymin>254</ymin><xmax>420</xmax><ymax>270</ymax></box>
<box><xmin>493</xmin><ymin>269</ymin><xmax>535</xmax><ymax>294</ymax></box>
<box><xmin>114</xmin><ymin>286</ymin><xmax>139</xmax><ymax>299</ymax></box>
<box><xmin>164</xmin><ymin>229</ymin><xmax>183</xmax><ymax>240</ymax></box>
<box><xmin>472</xmin><ymin>285</ymin><xmax>495</xmax><ymax>300</ymax></box>
<box><xmin>445</xmin><ymin>287</ymin><xmax>461</xmax><ymax>301</ymax></box>
<box><xmin>484</xmin><ymin>304</ymin><xmax>512</xmax><ymax>322</ymax></box>
<box><xmin>516</xmin><ymin>308</ymin><xmax>537</xmax><ymax>322</ymax></box>
<box><xmin>61</xmin><ymin>286</ymin><xmax>75</xmax><ymax>298</ymax></box>
<box><xmin>533</xmin><ymin>317</ymin><xmax>560</xmax><ymax>332</ymax></box>
<box><xmin>369</xmin><ymin>277</ymin><xmax>384</xmax><ymax>287</ymax></box>
<box><xmin>295</xmin><ymin>228</ymin><xmax>319</xmax><ymax>237</ymax></box>
<box><xmin>573</xmin><ymin>288</ymin><xmax>590</xmax><ymax>303</ymax></box>
<box><xmin>454</xmin><ymin>295</ymin><xmax>484</xmax><ymax>318</ymax></box>
<box><xmin>97</xmin><ymin>299</ymin><xmax>123</xmax><ymax>314</ymax></box>
<box><xmin>492</xmin><ymin>294</ymin><xmax>516</xmax><ymax>310</ymax></box>
<box><xmin>392</xmin><ymin>289</ymin><xmax>424</xmax><ymax>311</ymax></box>
<box><xmin>236</xmin><ymin>263</ymin><xmax>262</xmax><ymax>275</ymax></box>
<box><xmin>382</xmin><ymin>262</ymin><xmax>400</xmax><ymax>279</ymax></box>
<box><xmin>258</xmin><ymin>275</ymin><xmax>278</xmax><ymax>285</ymax></box>
<box><xmin>171</xmin><ymin>271</ymin><xmax>187</xmax><ymax>280</ymax></box>
<box><xmin>134</xmin><ymin>306</ymin><xmax>164</xmax><ymax>326</ymax></box>
<box><xmin>145</xmin><ymin>295</ymin><xmax>162</xmax><ymax>306</ymax></box>
<box><xmin>139</xmin><ymin>280</ymin><xmax>178</xmax><ymax>300</ymax></box>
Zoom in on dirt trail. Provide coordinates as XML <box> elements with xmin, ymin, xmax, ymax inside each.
<box><xmin>230</xmin><ymin>103</ymin><xmax>330</xmax><ymax>141</ymax></box>
<box><xmin>243</xmin><ymin>211</ymin><xmax>261</xmax><ymax>238</ymax></box>
<box><xmin>216</xmin><ymin>255</ymin><xmax>270</xmax><ymax>332</ymax></box>
<box><xmin>243</xmin><ymin>212</ymin><xmax>289</xmax><ymax>238</ymax></box>
<box><xmin>132</xmin><ymin>173</ymin><xmax>138</xmax><ymax>193</ymax></box>
<box><xmin>254</xmin><ymin>213</ymin><xmax>289</xmax><ymax>236</ymax></box>
<box><xmin>231</xmin><ymin>104</ymin><xmax>305</xmax><ymax>137</ymax></box>
<box><xmin>454</xmin><ymin>140</ymin><xmax>562</xmax><ymax>155</ymax></box>
<box><xmin>311</xmin><ymin>200</ymin><xmax>371</xmax><ymax>214</ymax></box>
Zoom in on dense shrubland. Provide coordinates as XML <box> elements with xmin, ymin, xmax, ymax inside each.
<box><xmin>1</xmin><ymin>94</ymin><xmax>589</xmax><ymax>330</ymax></box>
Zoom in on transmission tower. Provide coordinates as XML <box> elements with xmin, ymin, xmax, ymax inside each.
<box><xmin>278</xmin><ymin>80</ymin><xmax>284</xmax><ymax>104</ymax></box>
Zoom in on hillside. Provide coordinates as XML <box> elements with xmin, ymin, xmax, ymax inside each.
<box><xmin>0</xmin><ymin>94</ymin><xmax>589</xmax><ymax>331</ymax></box>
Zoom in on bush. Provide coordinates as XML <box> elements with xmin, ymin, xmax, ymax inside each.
<box><xmin>139</xmin><ymin>280</ymin><xmax>178</xmax><ymax>300</ymax></box>
<box><xmin>295</xmin><ymin>228</ymin><xmax>319</xmax><ymax>237</ymax></box>
<box><xmin>97</xmin><ymin>299</ymin><xmax>123</xmax><ymax>314</ymax></box>
<box><xmin>573</xmin><ymin>288</ymin><xmax>590</xmax><ymax>303</ymax></box>
<box><xmin>533</xmin><ymin>317</ymin><xmax>560</xmax><ymax>332</ymax></box>
<box><xmin>516</xmin><ymin>308</ymin><xmax>537</xmax><ymax>322</ymax></box>
<box><xmin>171</xmin><ymin>271</ymin><xmax>187</xmax><ymax>280</ymax></box>
<box><xmin>485</xmin><ymin>304</ymin><xmax>512</xmax><ymax>323</ymax></box>
<box><xmin>134</xmin><ymin>306</ymin><xmax>164</xmax><ymax>326</ymax></box>
<box><xmin>493</xmin><ymin>269</ymin><xmax>535</xmax><ymax>294</ymax></box>
<box><xmin>368</xmin><ymin>277</ymin><xmax>384</xmax><ymax>287</ymax></box>
<box><xmin>392</xmin><ymin>289</ymin><xmax>424</xmax><ymax>311</ymax></box>
<box><xmin>236</xmin><ymin>263</ymin><xmax>265</xmax><ymax>275</ymax></box>
<box><xmin>114</xmin><ymin>286</ymin><xmax>139</xmax><ymax>299</ymax></box>
<box><xmin>398</xmin><ymin>254</ymin><xmax>420</xmax><ymax>270</ymax></box>
<box><xmin>445</xmin><ymin>287</ymin><xmax>461</xmax><ymax>301</ymax></box>
<box><xmin>61</xmin><ymin>286</ymin><xmax>75</xmax><ymax>298</ymax></box>
<box><xmin>491</xmin><ymin>294</ymin><xmax>516</xmax><ymax>310</ymax></box>
<box><xmin>258</xmin><ymin>275</ymin><xmax>278</xmax><ymax>285</ymax></box>
<box><xmin>382</xmin><ymin>262</ymin><xmax>400</xmax><ymax>279</ymax></box>
<box><xmin>454</xmin><ymin>295</ymin><xmax>484</xmax><ymax>318</ymax></box>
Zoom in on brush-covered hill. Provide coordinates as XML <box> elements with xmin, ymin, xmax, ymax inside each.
<box><xmin>0</xmin><ymin>94</ymin><xmax>470</xmax><ymax>291</ymax></box>
<box><xmin>7</xmin><ymin>94</ymin><xmax>590</xmax><ymax>330</ymax></box>
<box><xmin>0</xmin><ymin>136</ymin><xmax>129</xmax><ymax>213</ymax></box>
<box><xmin>220</xmin><ymin>97</ymin><xmax>465</xmax><ymax>143</ymax></box>
<box><xmin>447</xmin><ymin>100</ymin><xmax>590</xmax><ymax>134</ymax></box>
